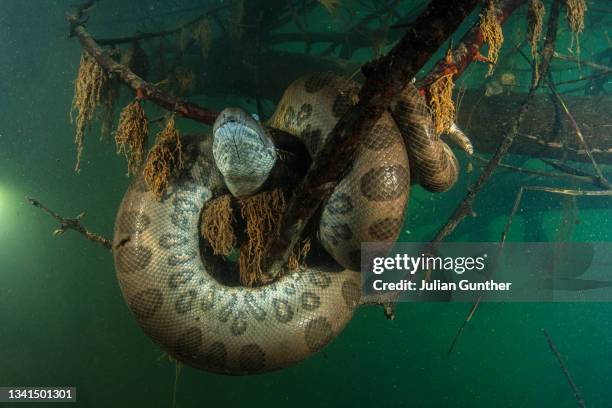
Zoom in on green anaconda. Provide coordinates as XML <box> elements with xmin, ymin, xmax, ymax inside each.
<box><xmin>113</xmin><ymin>73</ymin><xmax>469</xmax><ymax>375</ymax></box>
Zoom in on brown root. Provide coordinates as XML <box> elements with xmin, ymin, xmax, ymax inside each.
<box><xmin>527</xmin><ymin>0</ymin><xmax>545</xmax><ymax>84</ymax></box>
<box><xmin>479</xmin><ymin>1</ymin><xmax>504</xmax><ymax>77</ymax></box>
<box><xmin>200</xmin><ymin>194</ymin><xmax>236</xmax><ymax>256</ymax></box>
<box><xmin>143</xmin><ymin>115</ymin><xmax>184</xmax><ymax>198</ymax></box>
<box><xmin>238</xmin><ymin>188</ymin><xmax>286</xmax><ymax>287</ymax></box>
<box><xmin>566</xmin><ymin>0</ymin><xmax>586</xmax><ymax>56</ymax></box>
<box><xmin>70</xmin><ymin>51</ymin><xmax>109</xmax><ymax>172</ymax></box>
<box><xmin>115</xmin><ymin>98</ymin><xmax>149</xmax><ymax>175</ymax></box>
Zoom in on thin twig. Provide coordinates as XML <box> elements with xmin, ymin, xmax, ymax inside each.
<box><xmin>472</xmin><ymin>154</ymin><xmax>598</xmax><ymax>185</ymax></box>
<box><xmin>542</xmin><ymin>329</ymin><xmax>586</xmax><ymax>408</ymax></box>
<box><xmin>553</xmin><ymin>52</ymin><xmax>612</xmax><ymax>73</ymax></box>
<box><xmin>442</xmin><ymin>0</ymin><xmax>562</xmax><ymax>355</ymax></box>
<box><xmin>27</xmin><ymin>196</ymin><xmax>112</xmax><ymax>250</ymax></box>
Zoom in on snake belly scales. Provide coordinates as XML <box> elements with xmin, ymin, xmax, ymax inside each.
<box><xmin>112</xmin><ymin>73</ymin><xmax>460</xmax><ymax>375</ymax></box>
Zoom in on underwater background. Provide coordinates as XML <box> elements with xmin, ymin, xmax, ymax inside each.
<box><xmin>1</xmin><ymin>0</ymin><xmax>611</xmax><ymax>407</ymax></box>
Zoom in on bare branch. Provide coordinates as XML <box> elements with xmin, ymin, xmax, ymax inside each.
<box><xmin>27</xmin><ymin>196</ymin><xmax>112</xmax><ymax>251</ymax></box>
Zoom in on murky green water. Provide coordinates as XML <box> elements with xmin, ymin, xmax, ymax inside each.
<box><xmin>1</xmin><ymin>1</ymin><xmax>610</xmax><ymax>407</ymax></box>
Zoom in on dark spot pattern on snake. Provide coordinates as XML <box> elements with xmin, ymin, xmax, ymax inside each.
<box><xmin>244</xmin><ymin>293</ymin><xmax>266</xmax><ymax>321</ymax></box>
<box><xmin>129</xmin><ymin>288</ymin><xmax>163</xmax><ymax>320</ymax></box>
<box><xmin>360</xmin><ymin>165</ymin><xmax>409</xmax><ymax>202</ymax></box>
<box><xmin>203</xmin><ymin>342</ymin><xmax>227</xmax><ymax>370</ymax></box>
<box><xmin>326</xmin><ymin>192</ymin><xmax>353</xmax><ymax>215</ymax></box>
<box><xmin>168</xmin><ymin>251</ymin><xmax>197</xmax><ymax>266</ymax></box>
<box><xmin>230</xmin><ymin>316</ymin><xmax>248</xmax><ymax>336</ymax></box>
<box><xmin>239</xmin><ymin>344</ymin><xmax>266</xmax><ymax>372</ymax></box>
<box><xmin>308</xmin><ymin>271</ymin><xmax>332</xmax><ymax>288</ymax></box>
<box><xmin>296</xmin><ymin>103</ymin><xmax>312</xmax><ymax>127</ymax></box>
<box><xmin>341</xmin><ymin>280</ymin><xmax>361</xmax><ymax>309</ymax></box>
<box><xmin>272</xmin><ymin>298</ymin><xmax>294</xmax><ymax>323</ymax></box>
<box><xmin>168</xmin><ymin>269</ymin><xmax>195</xmax><ymax>289</ymax></box>
<box><xmin>175</xmin><ymin>289</ymin><xmax>198</xmax><ymax>314</ymax></box>
<box><xmin>175</xmin><ymin>326</ymin><xmax>202</xmax><ymax>358</ymax></box>
<box><xmin>304</xmin><ymin>317</ymin><xmax>334</xmax><ymax>352</ymax></box>
<box><xmin>368</xmin><ymin>217</ymin><xmax>403</xmax><ymax>240</ymax></box>
<box><xmin>282</xmin><ymin>105</ymin><xmax>296</xmax><ymax>128</ymax></box>
<box><xmin>301</xmin><ymin>291</ymin><xmax>321</xmax><ymax>311</ymax></box>
<box><xmin>159</xmin><ymin>233</ymin><xmax>189</xmax><ymax>249</ymax></box>
<box><xmin>218</xmin><ymin>294</ymin><xmax>238</xmax><ymax>322</ymax></box>
<box><xmin>116</xmin><ymin>245</ymin><xmax>152</xmax><ymax>272</ymax></box>
<box><xmin>199</xmin><ymin>287</ymin><xmax>216</xmax><ymax>311</ymax></box>
<box><xmin>118</xmin><ymin>211</ymin><xmax>150</xmax><ymax>234</ymax></box>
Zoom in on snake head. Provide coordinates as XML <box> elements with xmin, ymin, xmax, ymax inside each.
<box><xmin>213</xmin><ymin>107</ymin><xmax>277</xmax><ymax>198</ymax></box>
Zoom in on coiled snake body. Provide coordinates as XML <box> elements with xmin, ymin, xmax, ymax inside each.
<box><xmin>113</xmin><ymin>74</ymin><xmax>466</xmax><ymax>375</ymax></box>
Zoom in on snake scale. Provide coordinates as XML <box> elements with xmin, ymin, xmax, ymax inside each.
<box><xmin>113</xmin><ymin>73</ymin><xmax>464</xmax><ymax>375</ymax></box>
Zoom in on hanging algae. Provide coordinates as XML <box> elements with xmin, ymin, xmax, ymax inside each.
<box><xmin>238</xmin><ymin>188</ymin><xmax>286</xmax><ymax>287</ymax></box>
<box><xmin>115</xmin><ymin>98</ymin><xmax>149</xmax><ymax>175</ymax></box>
<box><xmin>192</xmin><ymin>18</ymin><xmax>212</xmax><ymax>58</ymax></box>
<box><xmin>427</xmin><ymin>48</ymin><xmax>456</xmax><ymax>136</ymax></box>
<box><xmin>479</xmin><ymin>1</ymin><xmax>504</xmax><ymax>77</ymax></box>
<box><xmin>70</xmin><ymin>52</ymin><xmax>109</xmax><ymax>172</ymax></box>
<box><xmin>143</xmin><ymin>115</ymin><xmax>184</xmax><ymax>198</ymax></box>
<box><xmin>565</xmin><ymin>0</ymin><xmax>586</xmax><ymax>56</ymax></box>
<box><xmin>287</xmin><ymin>238</ymin><xmax>311</xmax><ymax>271</ymax></box>
<box><xmin>527</xmin><ymin>0</ymin><xmax>545</xmax><ymax>84</ymax></box>
<box><xmin>201</xmin><ymin>194</ymin><xmax>236</xmax><ymax>257</ymax></box>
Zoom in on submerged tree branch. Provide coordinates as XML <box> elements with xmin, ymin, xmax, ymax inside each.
<box><xmin>27</xmin><ymin>197</ymin><xmax>112</xmax><ymax>250</ymax></box>
<box><xmin>263</xmin><ymin>0</ymin><xmax>482</xmax><ymax>278</ymax></box>
<box><xmin>542</xmin><ymin>329</ymin><xmax>586</xmax><ymax>408</ymax></box>
<box><xmin>442</xmin><ymin>0</ymin><xmax>562</xmax><ymax>355</ymax></box>
<box><xmin>433</xmin><ymin>0</ymin><xmax>561</xmax><ymax>243</ymax></box>
<box><xmin>70</xmin><ymin>23</ymin><xmax>219</xmax><ymax>125</ymax></box>
<box><xmin>418</xmin><ymin>0</ymin><xmax>526</xmax><ymax>90</ymax></box>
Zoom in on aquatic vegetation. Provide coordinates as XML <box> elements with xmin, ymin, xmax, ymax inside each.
<box><xmin>565</xmin><ymin>0</ymin><xmax>586</xmax><ymax>55</ymax></box>
<box><xmin>70</xmin><ymin>52</ymin><xmax>109</xmax><ymax>172</ymax></box>
<box><xmin>238</xmin><ymin>188</ymin><xmax>286</xmax><ymax>286</ymax></box>
<box><xmin>287</xmin><ymin>238</ymin><xmax>311</xmax><ymax>271</ymax></box>
<box><xmin>200</xmin><ymin>194</ymin><xmax>236</xmax><ymax>257</ymax></box>
<box><xmin>527</xmin><ymin>0</ymin><xmax>545</xmax><ymax>84</ymax></box>
<box><xmin>143</xmin><ymin>115</ymin><xmax>183</xmax><ymax>198</ymax></box>
<box><xmin>115</xmin><ymin>98</ymin><xmax>149</xmax><ymax>175</ymax></box>
<box><xmin>479</xmin><ymin>1</ymin><xmax>504</xmax><ymax>77</ymax></box>
<box><xmin>427</xmin><ymin>49</ymin><xmax>457</xmax><ymax>136</ymax></box>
